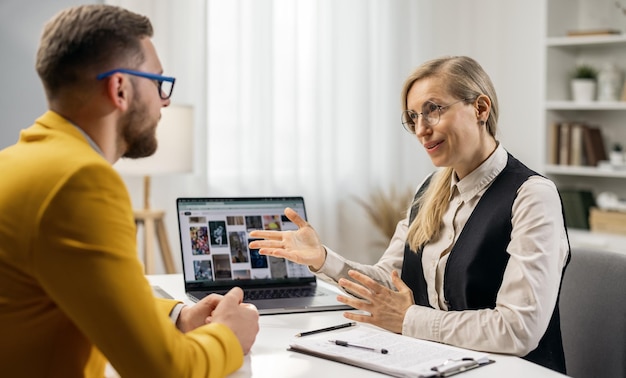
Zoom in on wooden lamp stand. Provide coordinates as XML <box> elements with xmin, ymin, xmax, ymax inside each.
<box><xmin>134</xmin><ymin>175</ymin><xmax>177</xmax><ymax>274</ymax></box>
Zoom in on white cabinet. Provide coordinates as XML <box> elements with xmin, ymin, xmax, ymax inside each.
<box><xmin>545</xmin><ymin>0</ymin><xmax>626</xmax><ymax>248</ymax></box>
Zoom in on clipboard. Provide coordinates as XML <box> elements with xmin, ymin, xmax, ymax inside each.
<box><xmin>427</xmin><ymin>357</ymin><xmax>495</xmax><ymax>377</ymax></box>
<box><xmin>288</xmin><ymin>326</ymin><xmax>495</xmax><ymax>378</ymax></box>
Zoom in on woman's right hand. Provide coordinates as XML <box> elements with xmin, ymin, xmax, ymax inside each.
<box><xmin>248</xmin><ymin>207</ymin><xmax>326</xmax><ymax>270</ymax></box>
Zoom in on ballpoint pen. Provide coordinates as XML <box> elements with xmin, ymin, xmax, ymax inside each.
<box><xmin>328</xmin><ymin>339</ymin><xmax>389</xmax><ymax>354</ymax></box>
<box><xmin>295</xmin><ymin>322</ymin><xmax>356</xmax><ymax>337</ymax></box>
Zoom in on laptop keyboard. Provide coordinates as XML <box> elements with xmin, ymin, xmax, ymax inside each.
<box><xmin>244</xmin><ymin>287</ymin><xmax>326</xmax><ymax>300</ymax></box>
<box><xmin>193</xmin><ymin>287</ymin><xmax>329</xmax><ymax>302</ymax></box>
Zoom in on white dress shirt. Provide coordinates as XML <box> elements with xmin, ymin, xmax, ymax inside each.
<box><xmin>317</xmin><ymin>144</ymin><xmax>570</xmax><ymax>356</ymax></box>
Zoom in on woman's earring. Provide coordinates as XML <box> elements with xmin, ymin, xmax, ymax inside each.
<box><xmin>479</xmin><ymin>120</ymin><xmax>485</xmax><ymax>126</ymax></box>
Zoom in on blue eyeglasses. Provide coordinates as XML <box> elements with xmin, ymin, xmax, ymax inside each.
<box><xmin>96</xmin><ymin>68</ymin><xmax>176</xmax><ymax>100</ymax></box>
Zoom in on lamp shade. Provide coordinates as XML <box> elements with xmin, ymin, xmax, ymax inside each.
<box><xmin>114</xmin><ymin>104</ymin><xmax>194</xmax><ymax>176</ymax></box>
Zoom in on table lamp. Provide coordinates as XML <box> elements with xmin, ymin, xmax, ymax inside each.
<box><xmin>114</xmin><ymin>104</ymin><xmax>194</xmax><ymax>274</ymax></box>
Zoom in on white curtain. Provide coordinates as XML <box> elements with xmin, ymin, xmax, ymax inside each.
<box><xmin>107</xmin><ymin>0</ymin><xmax>433</xmax><ymax>264</ymax></box>
<box><xmin>205</xmin><ymin>0</ymin><xmax>433</xmax><ymax>263</ymax></box>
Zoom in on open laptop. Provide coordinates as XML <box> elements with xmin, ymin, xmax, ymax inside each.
<box><xmin>175</xmin><ymin>196</ymin><xmax>352</xmax><ymax>315</ymax></box>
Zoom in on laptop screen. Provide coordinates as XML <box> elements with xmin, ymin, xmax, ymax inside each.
<box><xmin>176</xmin><ymin>197</ymin><xmax>315</xmax><ymax>291</ymax></box>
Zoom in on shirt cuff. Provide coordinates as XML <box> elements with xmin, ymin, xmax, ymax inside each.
<box><xmin>403</xmin><ymin>304</ymin><xmax>442</xmax><ymax>342</ymax></box>
<box><xmin>169</xmin><ymin>302</ymin><xmax>186</xmax><ymax>324</ymax></box>
<box><xmin>316</xmin><ymin>246</ymin><xmax>347</xmax><ymax>278</ymax></box>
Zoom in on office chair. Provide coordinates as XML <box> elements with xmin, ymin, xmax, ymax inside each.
<box><xmin>559</xmin><ymin>247</ymin><xmax>626</xmax><ymax>378</ymax></box>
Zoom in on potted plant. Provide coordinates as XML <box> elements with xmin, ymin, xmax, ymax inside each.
<box><xmin>570</xmin><ymin>64</ymin><xmax>598</xmax><ymax>102</ymax></box>
<box><xmin>353</xmin><ymin>185</ymin><xmax>414</xmax><ymax>248</ymax></box>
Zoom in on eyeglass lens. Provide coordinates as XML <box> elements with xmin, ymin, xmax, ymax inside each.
<box><xmin>158</xmin><ymin>80</ymin><xmax>174</xmax><ymax>100</ymax></box>
<box><xmin>401</xmin><ymin>101</ymin><xmax>440</xmax><ymax>133</ymax></box>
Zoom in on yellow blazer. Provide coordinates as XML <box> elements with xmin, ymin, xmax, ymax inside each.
<box><xmin>0</xmin><ymin>111</ymin><xmax>242</xmax><ymax>377</ymax></box>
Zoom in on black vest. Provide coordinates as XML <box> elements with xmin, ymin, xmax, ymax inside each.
<box><xmin>401</xmin><ymin>154</ymin><xmax>569</xmax><ymax>373</ymax></box>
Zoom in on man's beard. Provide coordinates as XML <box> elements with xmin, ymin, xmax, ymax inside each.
<box><xmin>119</xmin><ymin>97</ymin><xmax>158</xmax><ymax>159</ymax></box>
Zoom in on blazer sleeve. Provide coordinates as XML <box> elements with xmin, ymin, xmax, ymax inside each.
<box><xmin>33</xmin><ymin>162</ymin><xmax>243</xmax><ymax>378</ymax></box>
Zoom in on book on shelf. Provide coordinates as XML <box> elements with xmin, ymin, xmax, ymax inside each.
<box><xmin>549</xmin><ymin>122</ymin><xmax>608</xmax><ymax>167</ymax></box>
<box><xmin>558</xmin><ymin>122</ymin><xmax>571</xmax><ymax>166</ymax></box>
<box><xmin>569</xmin><ymin>123</ymin><xmax>585</xmax><ymax>166</ymax></box>
<box><xmin>289</xmin><ymin>326</ymin><xmax>493</xmax><ymax>377</ymax></box>
<box><xmin>582</xmin><ymin>126</ymin><xmax>608</xmax><ymax>167</ymax></box>
<box><xmin>559</xmin><ymin>189</ymin><xmax>596</xmax><ymax>230</ymax></box>
<box><xmin>549</xmin><ymin>122</ymin><xmax>560</xmax><ymax>165</ymax></box>
<box><xmin>589</xmin><ymin>207</ymin><xmax>626</xmax><ymax>235</ymax></box>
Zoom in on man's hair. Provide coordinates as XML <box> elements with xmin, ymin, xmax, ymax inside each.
<box><xmin>36</xmin><ymin>4</ymin><xmax>153</xmax><ymax>99</ymax></box>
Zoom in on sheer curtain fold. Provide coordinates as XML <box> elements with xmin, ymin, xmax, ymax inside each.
<box><xmin>207</xmin><ymin>0</ymin><xmax>429</xmax><ymax>262</ymax></box>
<box><xmin>108</xmin><ymin>0</ymin><xmax>430</xmax><ymax>263</ymax></box>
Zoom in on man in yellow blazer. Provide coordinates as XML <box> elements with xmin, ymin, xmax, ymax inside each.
<box><xmin>0</xmin><ymin>4</ymin><xmax>259</xmax><ymax>377</ymax></box>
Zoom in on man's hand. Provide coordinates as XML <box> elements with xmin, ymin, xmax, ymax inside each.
<box><xmin>176</xmin><ymin>293</ymin><xmax>224</xmax><ymax>333</ymax></box>
<box><xmin>210</xmin><ymin>287</ymin><xmax>260</xmax><ymax>354</ymax></box>
<box><xmin>175</xmin><ymin>287</ymin><xmax>259</xmax><ymax>354</ymax></box>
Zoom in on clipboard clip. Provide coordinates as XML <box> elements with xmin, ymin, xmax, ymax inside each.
<box><xmin>430</xmin><ymin>358</ymin><xmax>480</xmax><ymax>377</ymax></box>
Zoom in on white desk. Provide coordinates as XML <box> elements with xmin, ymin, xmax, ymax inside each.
<box><xmin>148</xmin><ymin>274</ymin><xmax>569</xmax><ymax>378</ymax></box>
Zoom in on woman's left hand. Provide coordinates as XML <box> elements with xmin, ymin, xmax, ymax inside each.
<box><xmin>337</xmin><ymin>270</ymin><xmax>415</xmax><ymax>334</ymax></box>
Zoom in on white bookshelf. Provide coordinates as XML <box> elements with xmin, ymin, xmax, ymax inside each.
<box><xmin>545</xmin><ymin>100</ymin><xmax>626</xmax><ymax>110</ymax></box>
<box><xmin>546</xmin><ymin>34</ymin><xmax>626</xmax><ymax>47</ymax></box>
<box><xmin>568</xmin><ymin>228</ymin><xmax>626</xmax><ymax>254</ymax></box>
<box><xmin>544</xmin><ymin>164</ymin><xmax>626</xmax><ymax>178</ymax></box>
<box><xmin>545</xmin><ymin>0</ymin><xmax>626</xmax><ymax>250</ymax></box>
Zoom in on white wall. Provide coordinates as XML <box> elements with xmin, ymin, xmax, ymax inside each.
<box><xmin>0</xmin><ymin>0</ymin><xmax>99</xmax><ymax>149</ymax></box>
<box><xmin>423</xmin><ymin>0</ymin><xmax>545</xmax><ymax>171</ymax></box>
<box><xmin>1</xmin><ymin>0</ymin><xmax>545</xmax><ymax>273</ymax></box>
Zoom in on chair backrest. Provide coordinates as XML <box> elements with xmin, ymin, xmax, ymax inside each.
<box><xmin>559</xmin><ymin>247</ymin><xmax>626</xmax><ymax>378</ymax></box>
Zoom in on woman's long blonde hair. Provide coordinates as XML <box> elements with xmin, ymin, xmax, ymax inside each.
<box><xmin>403</xmin><ymin>56</ymin><xmax>499</xmax><ymax>251</ymax></box>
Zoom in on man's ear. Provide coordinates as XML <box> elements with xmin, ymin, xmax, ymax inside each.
<box><xmin>104</xmin><ymin>73</ymin><xmax>131</xmax><ymax>111</ymax></box>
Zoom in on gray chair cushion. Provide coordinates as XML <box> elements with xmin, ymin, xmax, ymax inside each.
<box><xmin>559</xmin><ymin>247</ymin><xmax>626</xmax><ymax>378</ymax></box>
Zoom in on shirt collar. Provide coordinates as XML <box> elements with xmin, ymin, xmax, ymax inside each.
<box><xmin>450</xmin><ymin>143</ymin><xmax>507</xmax><ymax>202</ymax></box>
<box><xmin>71</xmin><ymin>124</ymin><xmax>105</xmax><ymax>157</ymax></box>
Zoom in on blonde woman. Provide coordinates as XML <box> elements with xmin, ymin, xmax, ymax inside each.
<box><xmin>250</xmin><ymin>56</ymin><xmax>570</xmax><ymax>373</ymax></box>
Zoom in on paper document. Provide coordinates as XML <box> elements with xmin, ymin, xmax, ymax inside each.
<box><xmin>289</xmin><ymin>326</ymin><xmax>492</xmax><ymax>377</ymax></box>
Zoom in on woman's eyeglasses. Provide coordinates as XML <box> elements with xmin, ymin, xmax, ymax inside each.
<box><xmin>96</xmin><ymin>68</ymin><xmax>176</xmax><ymax>100</ymax></box>
<box><xmin>401</xmin><ymin>98</ymin><xmax>467</xmax><ymax>134</ymax></box>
